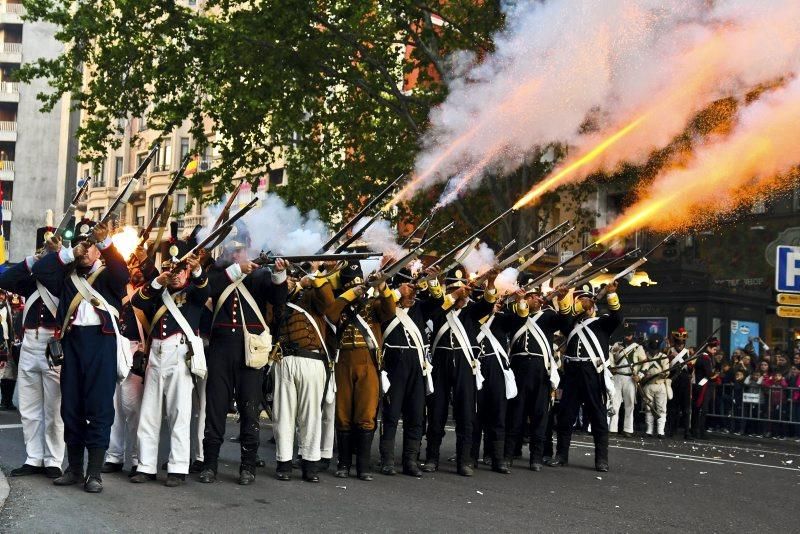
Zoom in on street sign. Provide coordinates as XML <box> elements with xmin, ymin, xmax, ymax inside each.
<box><xmin>775</xmin><ymin>246</ymin><xmax>800</xmax><ymax>293</ymax></box>
<box><xmin>777</xmin><ymin>293</ymin><xmax>800</xmax><ymax>306</ymax></box>
<box><xmin>776</xmin><ymin>305</ymin><xmax>800</xmax><ymax>319</ymax></box>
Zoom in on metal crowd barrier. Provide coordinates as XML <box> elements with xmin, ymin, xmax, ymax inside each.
<box><xmin>705</xmin><ymin>382</ymin><xmax>800</xmax><ymax>435</ymax></box>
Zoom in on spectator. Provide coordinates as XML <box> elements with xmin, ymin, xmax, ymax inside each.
<box><xmin>774</xmin><ymin>354</ymin><xmax>790</xmax><ymax>375</ymax></box>
<box><xmin>762</xmin><ymin>371</ymin><xmax>789</xmax><ymax>438</ymax></box>
<box><xmin>788</xmin><ymin>365</ymin><xmax>800</xmax><ymax>439</ymax></box>
<box><xmin>730</xmin><ymin>370</ymin><xmax>747</xmax><ymax>435</ymax></box>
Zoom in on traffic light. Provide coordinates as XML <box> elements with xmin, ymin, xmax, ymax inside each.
<box><xmin>62</xmin><ymin>217</ymin><xmax>76</xmax><ymax>242</ymax></box>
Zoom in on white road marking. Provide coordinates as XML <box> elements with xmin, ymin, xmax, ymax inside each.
<box><xmin>573</xmin><ymin>441</ymin><xmax>800</xmax><ymax>472</ymax></box>
<box><xmin>610</xmin><ymin>436</ymin><xmax>800</xmax><ymax>458</ymax></box>
<box><xmin>0</xmin><ymin>424</ymin><xmax>22</xmax><ymax>430</ymax></box>
<box><xmin>647</xmin><ymin>453</ymin><xmax>723</xmax><ymax>465</ymax></box>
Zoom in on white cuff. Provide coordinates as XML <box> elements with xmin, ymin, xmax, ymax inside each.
<box><xmin>226</xmin><ymin>263</ymin><xmax>244</xmax><ymax>282</ymax></box>
<box><xmin>271</xmin><ymin>269</ymin><xmax>287</xmax><ymax>285</ymax></box>
<box><xmin>192</xmin><ymin>267</ymin><xmax>202</xmax><ymax>278</ymax></box>
<box><xmin>96</xmin><ymin>237</ymin><xmax>113</xmax><ymax>250</ymax></box>
<box><xmin>59</xmin><ymin>246</ymin><xmax>75</xmax><ymax>264</ymax></box>
<box><xmin>151</xmin><ymin>279</ymin><xmax>163</xmax><ymax>290</ymax></box>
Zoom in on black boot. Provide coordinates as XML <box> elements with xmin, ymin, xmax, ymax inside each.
<box><xmin>198</xmin><ymin>456</ymin><xmax>217</xmax><ymax>483</ymax></box>
<box><xmin>84</xmin><ymin>448</ymin><xmax>106</xmax><ymax>493</ymax></box>
<box><xmin>491</xmin><ymin>440</ymin><xmax>510</xmax><ymax>474</ymax></box>
<box><xmin>54</xmin><ymin>445</ymin><xmax>84</xmax><ymax>486</ymax></box>
<box><xmin>456</xmin><ymin>439</ymin><xmax>474</xmax><ymax>477</ymax></box>
<box><xmin>335</xmin><ymin>430</ymin><xmax>352</xmax><ymax>478</ymax></box>
<box><xmin>301</xmin><ymin>459</ymin><xmax>320</xmax><ymax>483</ymax></box>
<box><xmin>0</xmin><ymin>379</ymin><xmax>15</xmax><ymax>410</ymax></box>
<box><xmin>379</xmin><ymin>439</ymin><xmax>396</xmax><ymax>476</ymax></box>
<box><xmin>355</xmin><ymin>429</ymin><xmax>374</xmax><ymax>481</ymax></box>
<box><xmin>318</xmin><ymin>457</ymin><xmax>331</xmax><ymax>471</ymax></box>
<box><xmin>547</xmin><ymin>431</ymin><xmax>571</xmax><ymax>467</ymax></box>
<box><xmin>402</xmin><ymin>439</ymin><xmax>422</xmax><ymax>477</ymax></box>
<box><xmin>594</xmin><ymin>433</ymin><xmax>609</xmax><ymax>472</ymax></box>
<box><xmin>530</xmin><ymin>438</ymin><xmax>545</xmax><ymax>472</ymax></box>
<box><xmin>421</xmin><ymin>441</ymin><xmax>439</xmax><ymax>473</ymax></box>
<box><xmin>238</xmin><ymin>464</ymin><xmax>256</xmax><ymax>485</ymax></box>
<box><xmin>275</xmin><ymin>460</ymin><xmax>292</xmax><ymax>481</ymax></box>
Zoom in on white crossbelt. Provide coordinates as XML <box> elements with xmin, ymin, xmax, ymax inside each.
<box><xmin>566</xmin><ymin>317</ymin><xmax>615</xmax><ymax>397</ymax></box>
<box><xmin>22</xmin><ymin>282</ymin><xmax>59</xmax><ymax>326</ymax></box>
<box><xmin>477</xmin><ymin>316</ymin><xmax>516</xmax><ymax>399</ymax></box>
<box><xmin>510</xmin><ymin>312</ymin><xmax>560</xmax><ymax>390</ymax></box>
<box><xmin>383</xmin><ymin>308</ymin><xmax>433</xmax><ymax>395</ymax></box>
<box><xmin>161</xmin><ymin>289</ymin><xmax>207</xmax><ymax>379</ymax></box>
<box><xmin>432</xmin><ymin>309</ymin><xmax>483</xmax><ymax>390</ymax></box>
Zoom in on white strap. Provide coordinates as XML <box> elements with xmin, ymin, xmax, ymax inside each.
<box><xmin>390</xmin><ymin>308</ymin><xmax>430</xmax><ymax>376</ymax></box>
<box><xmin>161</xmin><ymin>290</ymin><xmax>194</xmax><ymax>340</ymax></box>
<box><xmin>212</xmin><ymin>275</ymin><xmax>246</xmax><ymax>325</ymax></box>
<box><xmin>511</xmin><ymin>312</ymin><xmax>554</xmax><ymax>369</ymax></box>
<box><xmin>565</xmin><ymin>316</ymin><xmax>598</xmax><ymax>347</ymax></box>
<box><xmin>287</xmin><ymin>302</ymin><xmax>328</xmax><ymax>358</ymax></box>
<box><xmin>669</xmin><ymin>347</ymin><xmax>689</xmax><ymax>368</ymax></box>
<box><xmin>162</xmin><ymin>289</ymin><xmax>207</xmax><ymax>378</ymax></box>
<box><xmin>21</xmin><ymin>293</ymin><xmax>39</xmax><ymax>326</ymax></box>
<box><xmin>575</xmin><ymin>321</ymin><xmax>607</xmax><ymax>373</ymax></box>
<box><xmin>23</xmin><ymin>282</ymin><xmax>59</xmax><ymax>324</ymax></box>
<box><xmin>70</xmin><ymin>272</ymin><xmax>119</xmax><ymax>320</ymax></box>
<box><xmin>445</xmin><ymin>311</ymin><xmax>481</xmax><ymax>388</ymax></box>
<box><xmin>237</xmin><ymin>284</ymin><xmax>269</xmax><ymax>331</ymax></box>
<box><xmin>355</xmin><ymin>314</ymin><xmax>380</xmax><ymax>354</ymax></box>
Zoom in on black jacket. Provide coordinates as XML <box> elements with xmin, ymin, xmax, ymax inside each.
<box><xmin>559</xmin><ymin>308</ymin><xmax>622</xmax><ymax>362</ymax></box>
<box><xmin>132</xmin><ymin>271</ymin><xmax>210</xmax><ymax>339</ymax></box>
<box><xmin>0</xmin><ymin>258</ymin><xmax>58</xmax><ymax>330</ymax></box>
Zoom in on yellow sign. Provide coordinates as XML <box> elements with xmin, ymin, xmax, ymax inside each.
<box><xmin>777</xmin><ymin>305</ymin><xmax>800</xmax><ymax>319</ymax></box>
<box><xmin>777</xmin><ymin>293</ymin><xmax>800</xmax><ymax>306</ymax></box>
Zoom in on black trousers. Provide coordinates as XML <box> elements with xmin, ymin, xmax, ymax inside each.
<box><xmin>555</xmin><ymin>361</ymin><xmax>609</xmax><ymax>460</ymax></box>
<box><xmin>61</xmin><ymin>327</ymin><xmax>117</xmax><ymax>450</ymax></box>
<box><xmin>472</xmin><ymin>353</ymin><xmax>507</xmax><ymax>458</ymax></box>
<box><xmin>203</xmin><ymin>332</ymin><xmax>264</xmax><ymax>470</ymax></box>
<box><xmin>425</xmin><ymin>348</ymin><xmax>477</xmax><ymax>459</ymax></box>
<box><xmin>667</xmin><ymin>374</ymin><xmax>691</xmax><ymax>436</ymax></box>
<box><xmin>381</xmin><ymin>347</ymin><xmax>425</xmax><ymax>444</ymax></box>
<box><xmin>505</xmin><ymin>355</ymin><xmax>550</xmax><ymax>462</ymax></box>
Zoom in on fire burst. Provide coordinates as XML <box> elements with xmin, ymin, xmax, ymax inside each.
<box><xmin>112</xmin><ymin>226</ymin><xmax>140</xmax><ymax>261</ymax></box>
<box><xmin>512</xmin><ymin>115</ymin><xmax>648</xmax><ymax>210</ymax></box>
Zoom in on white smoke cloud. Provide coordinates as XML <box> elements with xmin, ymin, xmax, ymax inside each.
<box><xmin>494</xmin><ymin>267</ymin><xmax>520</xmax><ymax>295</ymax></box>
<box><xmin>461</xmin><ymin>242</ymin><xmax>496</xmax><ymax>276</ymax></box>
<box><xmin>356</xmin><ymin>217</ymin><xmax>407</xmax><ymax>259</ymax></box>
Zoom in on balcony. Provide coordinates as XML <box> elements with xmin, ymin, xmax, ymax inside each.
<box><xmin>0</xmin><ymin>2</ymin><xmax>24</xmax><ymax>24</ymax></box>
<box><xmin>0</xmin><ymin>160</ymin><xmax>13</xmax><ymax>181</ymax></box>
<box><xmin>0</xmin><ymin>42</ymin><xmax>21</xmax><ymax>64</ymax></box>
<box><xmin>183</xmin><ymin>214</ymin><xmax>206</xmax><ymax>229</ymax></box>
<box><xmin>0</xmin><ymin>81</ymin><xmax>18</xmax><ymax>103</ymax></box>
<box><xmin>1</xmin><ymin>199</ymin><xmax>11</xmax><ymax>221</ymax></box>
<box><xmin>0</xmin><ymin>120</ymin><xmax>16</xmax><ymax>141</ymax></box>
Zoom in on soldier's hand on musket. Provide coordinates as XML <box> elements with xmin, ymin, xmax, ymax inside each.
<box><xmin>155</xmin><ymin>270</ymin><xmax>172</xmax><ymax>287</ymax></box>
<box><xmin>92</xmin><ymin>222</ymin><xmax>109</xmax><ymax>243</ymax></box>
<box><xmin>351</xmin><ymin>285</ymin><xmax>366</xmax><ymax>299</ymax></box>
<box><xmin>368</xmin><ymin>271</ymin><xmax>387</xmax><ymax>288</ymax></box>
<box><xmin>300</xmin><ymin>275</ymin><xmax>314</xmax><ymax>289</ymax></box>
<box><xmin>274</xmin><ymin>258</ymin><xmax>288</xmax><ymax>272</ymax></box>
<box><xmin>308</xmin><ymin>261</ymin><xmax>321</xmax><ymax>273</ymax></box>
<box><xmin>552</xmin><ymin>284</ymin><xmax>569</xmax><ymax>300</ymax></box>
<box><xmin>379</xmin><ymin>254</ymin><xmax>394</xmax><ymax>270</ymax></box>
<box><xmin>424</xmin><ymin>265</ymin><xmax>441</xmax><ymax>279</ymax></box>
<box><xmin>514</xmin><ymin>289</ymin><xmax>527</xmax><ymax>302</ymax></box>
<box><xmin>45</xmin><ymin>234</ymin><xmax>62</xmax><ymax>253</ymax></box>
<box><xmin>186</xmin><ymin>252</ymin><xmax>202</xmax><ymax>274</ymax></box>
<box><xmin>239</xmin><ymin>260</ymin><xmax>259</xmax><ymax>275</ymax></box>
<box><xmin>605</xmin><ymin>280</ymin><xmax>619</xmax><ymax>293</ymax></box>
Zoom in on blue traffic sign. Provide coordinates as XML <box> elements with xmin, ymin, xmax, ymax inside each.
<box><xmin>776</xmin><ymin>246</ymin><xmax>800</xmax><ymax>293</ymax></box>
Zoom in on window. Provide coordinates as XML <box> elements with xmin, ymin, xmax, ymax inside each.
<box><xmin>151</xmin><ymin>145</ymin><xmax>161</xmax><ymax>173</ymax></box>
<box><xmin>161</xmin><ymin>139</ymin><xmax>172</xmax><ymax>171</ymax></box>
<box><xmin>176</xmin><ymin>193</ymin><xmax>187</xmax><ymax>213</ymax></box>
<box><xmin>135</xmin><ymin>205</ymin><xmax>145</xmax><ymax>227</ymax></box>
<box><xmin>150</xmin><ymin>194</ymin><xmax>164</xmax><ymax>219</ymax></box>
<box><xmin>136</xmin><ymin>152</ymin><xmax>147</xmax><ymax>170</ymax></box>
<box><xmin>188</xmin><ymin>0</ymin><xmax>196</xmax><ymax>6</ymax></box>
<box><xmin>180</xmin><ymin>137</ymin><xmax>190</xmax><ymax>161</ymax></box>
<box><xmin>138</xmin><ymin>114</ymin><xmax>148</xmax><ymax>132</ymax></box>
<box><xmin>93</xmin><ymin>161</ymin><xmax>105</xmax><ymax>187</ymax></box>
<box><xmin>82</xmin><ymin>168</ymin><xmax>90</xmax><ymax>185</ymax></box>
<box><xmin>268</xmin><ymin>168</ymin><xmax>285</xmax><ymax>187</ymax></box>
<box><xmin>114</xmin><ymin>157</ymin><xmax>123</xmax><ymax>187</ymax></box>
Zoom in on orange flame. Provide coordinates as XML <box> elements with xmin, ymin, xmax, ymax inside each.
<box><xmin>512</xmin><ymin>115</ymin><xmax>648</xmax><ymax>209</ymax></box>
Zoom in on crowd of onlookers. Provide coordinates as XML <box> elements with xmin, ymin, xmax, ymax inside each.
<box><xmin>707</xmin><ymin>342</ymin><xmax>800</xmax><ymax>440</ymax></box>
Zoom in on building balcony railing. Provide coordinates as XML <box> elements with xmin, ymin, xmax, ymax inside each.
<box><xmin>0</xmin><ymin>120</ymin><xmax>16</xmax><ymax>141</ymax></box>
<box><xmin>0</xmin><ymin>160</ymin><xmax>14</xmax><ymax>181</ymax></box>
<box><xmin>1</xmin><ymin>199</ymin><xmax>11</xmax><ymax>221</ymax></box>
<box><xmin>0</xmin><ymin>2</ymin><xmax>24</xmax><ymax>24</ymax></box>
<box><xmin>0</xmin><ymin>42</ymin><xmax>21</xmax><ymax>63</ymax></box>
<box><xmin>0</xmin><ymin>81</ymin><xmax>18</xmax><ymax>102</ymax></box>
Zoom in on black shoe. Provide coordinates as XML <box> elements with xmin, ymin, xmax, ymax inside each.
<box><xmin>130</xmin><ymin>472</ymin><xmax>156</xmax><ymax>483</ymax></box>
<box><xmin>301</xmin><ymin>460</ymin><xmax>320</xmax><ymax>483</ymax></box>
<box><xmin>101</xmin><ymin>462</ymin><xmax>124</xmax><ymax>474</ymax></box>
<box><xmin>491</xmin><ymin>452</ymin><xmax>511</xmax><ymax>475</ymax></box>
<box><xmin>355</xmin><ymin>429</ymin><xmax>375</xmax><ymax>482</ymax></box>
<box><xmin>10</xmin><ymin>464</ymin><xmax>44</xmax><ymax>477</ymax></box>
<box><xmin>335</xmin><ymin>466</ymin><xmax>350</xmax><ymax>478</ymax></box>
<box><xmin>54</xmin><ymin>470</ymin><xmax>83</xmax><ymax>486</ymax></box>
<box><xmin>457</xmin><ymin>464</ymin><xmax>474</xmax><ymax>477</ymax></box>
<box><xmin>357</xmin><ymin>472</ymin><xmax>374</xmax><ymax>481</ymax></box>
<box><xmin>198</xmin><ymin>468</ymin><xmax>216</xmax><ymax>483</ymax></box>
<box><xmin>275</xmin><ymin>461</ymin><xmax>292</xmax><ymax>481</ymax></box>
<box><xmin>318</xmin><ymin>458</ymin><xmax>331</xmax><ymax>472</ymax></box>
<box><xmin>128</xmin><ymin>465</ymin><xmax>138</xmax><ymax>478</ymax></box>
<box><xmin>596</xmin><ymin>462</ymin><xmax>609</xmax><ymax>472</ymax></box>
<box><xmin>401</xmin><ymin>440</ymin><xmax>423</xmax><ymax>478</ymax></box>
<box><xmin>238</xmin><ymin>468</ymin><xmax>256</xmax><ymax>485</ymax></box>
<box><xmin>165</xmin><ymin>473</ymin><xmax>186</xmax><ymax>487</ymax></box>
<box><xmin>189</xmin><ymin>460</ymin><xmax>204</xmax><ymax>474</ymax></box>
<box><xmin>84</xmin><ymin>475</ymin><xmax>103</xmax><ymax>493</ymax></box>
<box><xmin>335</xmin><ymin>430</ymin><xmax>352</xmax><ymax>478</ymax></box>
<box><xmin>420</xmin><ymin>460</ymin><xmax>438</xmax><ymax>473</ymax></box>
<box><xmin>45</xmin><ymin>467</ymin><xmax>63</xmax><ymax>479</ymax></box>
<box><xmin>657</xmin><ymin>434</ymin><xmax>665</xmax><ymax>439</ymax></box>
<box><xmin>380</xmin><ymin>464</ymin><xmax>397</xmax><ymax>476</ymax></box>
<box><xmin>623</xmin><ymin>432</ymin><xmax>634</xmax><ymax>438</ymax></box>
<box><xmin>255</xmin><ymin>456</ymin><xmax>266</xmax><ymax>468</ymax></box>
<box><xmin>546</xmin><ymin>455</ymin><xmax>568</xmax><ymax>467</ymax></box>
<box><xmin>530</xmin><ymin>463</ymin><xmax>543</xmax><ymax>472</ymax></box>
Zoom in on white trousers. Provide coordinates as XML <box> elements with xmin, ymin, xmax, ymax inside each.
<box><xmin>191</xmin><ymin>375</ymin><xmax>206</xmax><ymax>462</ymax></box>
<box><xmin>273</xmin><ymin>355</ymin><xmax>326</xmax><ymax>462</ymax></box>
<box><xmin>136</xmin><ymin>336</ymin><xmax>194</xmax><ymax>475</ymax></box>
<box><xmin>106</xmin><ymin>344</ymin><xmax>144</xmax><ymax>467</ymax></box>
<box><xmin>643</xmin><ymin>382</ymin><xmax>668</xmax><ymax>436</ymax></box>
<box><xmin>17</xmin><ymin>328</ymin><xmax>64</xmax><ymax>468</ymax></box>
<box><xmin>321</xmin><ymin>396</ymin><xmax>335</xmax><ymax>460</ymax></box>
<box><xmin>610</xmin><ymin>374</ymin><xmax>636</xmax><ymax>434</ymax></box>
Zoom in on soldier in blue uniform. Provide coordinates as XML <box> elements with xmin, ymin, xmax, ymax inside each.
<box><xmin>33</xmin><ymin>220</ymin><xmax>129</xmax><ymax>493</ymax></box>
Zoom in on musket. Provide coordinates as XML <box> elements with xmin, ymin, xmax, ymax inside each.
<box><xmin>253</xmin><ymin>251</ymin><xmax>377</xmax><ymax>265</ymax></box>
<box><xmin>426</xmin><ymin>207</ymin><xmax>516</xmax><ymax>273</ymax></box>
<box><xmin>371</xmin><ymin>223</ymin><xmax>456</xmax><ymax>285</ymax></box>
<box><xmin>497</xmin><ymin>221</ymin><xmax>571</xmax><ymax>270</ymax></box>
<box><xmin>593</xmin><ymin>232</ymin><xmax>677</xmax><ymax>302</ymax></box>
<box><xmin>515</xmin><ymin>227</ymin><xmax>576</xmax><ymax>272</ymax></box>
<box><xmin>139</xmin><ymin>153</ymin><xmax>192</xmax><ymax>241</ymax></box>
<box><xmin>639</xmin><ymin>326</ymin><xmax>722</xmax><ymax>387</ymax></box>
<box><xmin>319</xmin><ymin>173</ymin><xmax>406</xmax><ymax>253</ymax></box>
<box><xmin>97</xmin><ymin>142</ymin><xmax>160</xmax><ymax>226</ymax></box>
<box><xmin>525</xmin><ymin>240</ymin><xmax>599</xmax><ymax>290</ymax></box>
<box><xmin>176</xmin><ymin>198</ymin><xmax>258</xmax><ymax>265</ymax></box>
<box><xmin>382</xmin><ymin>221</ymin><xmax>455</xmax><ymax>274</ymax></box>
<box><xmin>569</xmin><ymin>248</ymin><xmax>641</xmax><ymax>288</ymax></box>
<box><xmin>56</xmin><ymin>179</ymin><xmax>90</xmax><ymax>236</ymax></box>
<box><xmin>400</xmin><ymin>205</ymin><xmax>440</xmax><ymax>248</ymax></box>
<box><xmin>559</xmin><ymin>245</ymin><xmax>616</xmax><ymax>288</ymax></box>
<box><xmin>211</xmin><ymin>182</ymin><xmax>243</xmax><ymax>231</ymax></box>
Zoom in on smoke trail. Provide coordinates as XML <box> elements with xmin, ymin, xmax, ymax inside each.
<box><xmin>462</xmin><ymin>242</ymin><xmax>496</xmax><ymax>276</ymax></box>
<box><xmin>357</xmin><ymin>217</ymin><xmax>407</xmax><ymax>259</ymax></box>
<box><xmin>494</xmin><ymin>267</ymin><xmax>520</xmax><ymax>295</ymax></box>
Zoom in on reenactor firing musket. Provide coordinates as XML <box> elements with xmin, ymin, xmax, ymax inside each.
<box><xmin>378</xmin><ymin>221</ymin><xmax>455</xmax><ymax>275</ymax></box>
<box><xmin>567</xmin><ymin>248</ymin><xmax>641</xmax><ymax>289</ymax></box>
<box><xmin>496</xmin><ymin>220</ymin><xmax>571</xmax><ymax>270</ymax></box>
<box><xmin>512</xmin><ymin>240</ymin><xmax>600</xmax><ymax>299</ymax></box>
<box><xmin>319</xmin><ymin>173</ymin><xmax>407</xmax><ymax>254</ymax></box>
<box><xmin>253</xmin><ymin>252</ymin><xmax>378</xmax><ymax>266</ymax></box>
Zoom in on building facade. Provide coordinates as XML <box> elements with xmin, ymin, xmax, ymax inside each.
<box><xmin>1</xmin><ymin>0</ymin><xmax>75</xmax><ymax>261</ymax></box>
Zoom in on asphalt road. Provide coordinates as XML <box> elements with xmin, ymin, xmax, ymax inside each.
<box><xmin>0</xmin><ymin>408</ymin><xmax>798</xmax><ymax>533</ymax></box>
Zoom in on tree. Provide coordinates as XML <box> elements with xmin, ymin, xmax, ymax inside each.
<box><xmin>20</xmin><ymin>0</ymin><xmax>503</xmax><ymax>222</ymax></box>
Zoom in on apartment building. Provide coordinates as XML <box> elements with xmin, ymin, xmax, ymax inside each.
<box><xmin>0</xmin><ymin>0</ymin><xmax>74</xmax><ymax>261</ymax></box>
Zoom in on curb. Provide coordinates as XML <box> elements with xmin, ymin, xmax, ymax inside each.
<box><xmin>0</xmin><ymin>468</ymin><xmax>9</xmax><ymax>513</ymax></box>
